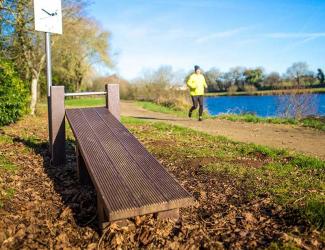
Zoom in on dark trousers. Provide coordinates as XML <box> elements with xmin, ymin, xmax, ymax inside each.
<box><xmin>189</xmin><ymin>95</ymin><xmax>204</xmax><ymax>117</ymax></box>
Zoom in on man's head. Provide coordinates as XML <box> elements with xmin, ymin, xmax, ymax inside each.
<box><xmin>194</xmin><ymin>65</ymin><xmax>201</xmax><ymax>74</ymax></box>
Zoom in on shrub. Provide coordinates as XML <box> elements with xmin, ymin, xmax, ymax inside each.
<box><xmin>243</xmin><ymin>84</ymin><xmax>257</xmax><ymax>93</ymax></box>
<box><xmin>89</xmin><ymin>74</ymin><xmax>134</xmax><ymax>100</ymax></box>
<box><xmin>132</xmin><ymin>82</ymin><xmax>190</xmax><ymax>111</ymax></box>
<box><xmin>227</xmin><ymin>85</ymin><xmax>238</xmax><ymax>94</ymax></box>
<box><xmin>0</xmin><ymin>59</ymin><xmax>29</xmax><ymax>126</ymax></box>
<box><xmin>276</xmin><ymin>91</ymin><xmax>317</xmax><ymax>119</ymax></box>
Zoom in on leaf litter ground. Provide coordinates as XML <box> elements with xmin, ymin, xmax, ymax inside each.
<box><xmin>0</xmin><ymin>110</ymin><xmax>324</xmax><ymax>249</ymax></box>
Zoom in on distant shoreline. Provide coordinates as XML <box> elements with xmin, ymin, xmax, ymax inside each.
<box><xmin>205</xmin><ymin>87</ymin><xmax>325</xmax><ymax>97</ymax></box>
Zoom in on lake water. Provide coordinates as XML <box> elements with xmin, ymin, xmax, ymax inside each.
<box><xmin>205</xmin><ymin>94</ymin><xmax>325</xmax><ymax>117</ymax></box>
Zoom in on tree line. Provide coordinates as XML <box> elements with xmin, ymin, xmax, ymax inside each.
<box><xmin>0</xmin><ymin>0</ymin><xmax>112</xmax><ymax>115</ymax></box>
<box><xmin>203</xmin><ymin>62</ymin><xmax>325</xmax><ymax>93</ymax></box>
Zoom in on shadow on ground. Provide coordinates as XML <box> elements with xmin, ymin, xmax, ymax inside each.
<box><xmin>10</xmin><ymin>134</ymin><xmax>100</xmax><ymax>232</ymax></box>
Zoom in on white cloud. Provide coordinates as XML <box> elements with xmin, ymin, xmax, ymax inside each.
<box><xmin>265</xmin><ymin>32</ymin><xmax>325</xmax><ymax>52</ymax></box>
<box><xmin>265</xmin><ymin>32</ymin><xmax>325</xmax><ymax>40</ymax></box>
<box><xmin>195</xmin><ymin>27</ymin><xmax>250</xmax><ymax>44</ymax></box>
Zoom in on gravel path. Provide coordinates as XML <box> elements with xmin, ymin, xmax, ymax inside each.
<box><xmin>121</xmin><ymin>101</ymin><xmax>325</xmax><ymax>159</ymax></box>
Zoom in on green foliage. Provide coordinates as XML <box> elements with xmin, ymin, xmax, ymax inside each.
<box><xmin>0</xmin><ymin>59</ymin><xmax>28</xmax><ymax>126</ymax></box>
<box><xmin>317</xmin><ymin>69</ymin><xmax>325</xmax><ymax>85</ymax></box>
<box><xmin>243</xmin><ymin>68</ymin><xmax>264</xmax><ymax>88</ymax></box>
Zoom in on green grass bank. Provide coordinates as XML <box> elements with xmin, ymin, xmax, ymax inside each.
<box><xmin>122</xmin><ymin>116</ymin><xmax>325</xmax><ymax>229</ymax></box>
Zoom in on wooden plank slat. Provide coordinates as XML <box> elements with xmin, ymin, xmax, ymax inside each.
<box><xmin>95</xmin><ymin>108</ymin><xmax>191</xmax><ymax>200</ymax></box>
<box><xmin>81</xmin><ymin>108</ymin><xmax>167</xmax><ymax>205</ymax></box>
<box><xmin>66</xmin><ymin>107</ymin><xmax>194</xmax><ymax>221</ymax></box>
<box><xmin>66</xmin><ymin>109</ymin><xmax>139</xmax><ymax>212</ymax></box>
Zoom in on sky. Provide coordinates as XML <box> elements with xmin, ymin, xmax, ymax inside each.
<box><xmin>89</xmin><ymin>0</ymin><xmax>325</xmax><ymax>80</ymax></box>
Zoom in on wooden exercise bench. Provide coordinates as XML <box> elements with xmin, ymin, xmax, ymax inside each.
<box><xmin>49</xmin><ymin>85</ymin><xmax>193</xmax><ymax>227</ymax></box>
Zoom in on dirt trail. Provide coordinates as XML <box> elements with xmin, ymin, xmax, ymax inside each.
<box><xmin>121</xmin><ymin>101</ymin><xmax>325</xmax><ymax>159</ymax></box>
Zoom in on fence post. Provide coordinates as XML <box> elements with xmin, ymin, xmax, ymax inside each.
<box><xmin>105</xmin><ymin>84</ymin><xmax>120</xmax><ymax>121</ymax></box>
<box><xmin>50</xmin><ymin>86</ymin><xmax>65</xmax><ymax>166</ymax></box>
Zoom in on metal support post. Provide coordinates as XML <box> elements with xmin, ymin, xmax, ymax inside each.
<box><xmin>46</xmin><ymin>32</ymin><xmax>53</xmax><ymax>156</ymax></box>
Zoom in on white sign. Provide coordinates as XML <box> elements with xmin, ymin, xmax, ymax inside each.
<box><xmin>34</xmin><ymin>0</ymin><xmax>62</xmax><ymax>34</ymax></box>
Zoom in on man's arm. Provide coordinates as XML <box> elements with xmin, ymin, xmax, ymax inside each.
<box><xmin>187</xmin><ymin>74</ymin><xmax>196</xmax><ymax>89</ymax></box>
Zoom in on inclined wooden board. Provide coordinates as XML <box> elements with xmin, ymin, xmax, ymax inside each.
<box><xmin>66</xmin><ymin>107</ymin><xmax>194</xmax><ymax>221</ymax></box>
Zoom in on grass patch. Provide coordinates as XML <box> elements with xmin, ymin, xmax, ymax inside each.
<box><xmin>217</xmin><ymin>113</ymin><xmax>297</xmax><ymax>125</ymax></box>
<box><xmin>137</xmin><ymin>101</ymin><xmax>188</xmax><ymax>117</ymax></box>
<box><xmin>0</xmin><ymin>134</ymin><xmax>13</xmax><ymax>144</ymax></box>
<box><xmin>0</xmin><ymin>154</ymin><xmax>17</xmax><ymax>172</ymax></box>
<box><xmin>121</xmin><ymin>116</ymin><xmax>147</xmax><ymax>125</ymax></box>
<box><xmin>305</xmin><ymin>199</ymin><xmax>325</xmax><ymax>228</ymax></box>
<box><xmin>218</xmin><ymin>113</ymin><xmax>325</xmax><ymax>132</ymax></box>
<box><xmin>301</xmin><ymin>117</ymin><xmax>325</xmax><ymax>131</ymax></box>
<box><xmin>0</xmin><ymin>188</ymin><xmax>16</xmax><ymax>209</ymax></box>
<box><xmin>236</xmin><ymin>143</ymin><xmax>288</xmax><ymax>159</ymax></box>
<box><xmin>65</xmin><ymin>97</ymin><xmax>105</xmax><ymax>108</ymax></box>
<box><xmin>137</xmin><ymin>101</ymin><xmax>211</xmax><ymax>119</ymax></box>
<box><xmin>217</xmin><ymin>114</ymin><xmax>298</xmax><ymax>125</ymax></box>
<box><xmin>122</xmin><ymin>117</ymin><xmax>325</xmax><ymax>228</ymax></box>
<box><xmin>290</xmin><ymin>154</ymin><xmax>325</xmax><ymax>169</ymax></box>
<box><xmin>4</xmin><ymin>188</ymin><xmax>15</xmax><ymax>199</ymax></box>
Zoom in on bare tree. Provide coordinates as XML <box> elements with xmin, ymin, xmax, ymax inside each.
<box><xmin>264</xmin><ymin>72</ymin><xmax>281</xmax><ymax>88</ymax></box>
<box><xmin>228</xmin><ymin>66</ymin><xmax>246</xmax><ymax>87</ymax></box>
<box><xmin>52</xmin><ymin>14</ymin><xmax>112</xmax><ymax>91</ymax></box>
<box><xmin>276</xmin><ymin>91</ymin><xmax>317</xmax><ymax>119</ymax></box>
<box><xmin>204</xmin><ymin>68</ymin><xmax>220</xmax><ymax>84</ymax></box>
<box><xmin>286</xmin><ymin>62</ymin><xmax>309</xmax><ymax>87</ymax></box>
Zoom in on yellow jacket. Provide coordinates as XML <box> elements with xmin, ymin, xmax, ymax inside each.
<box><xmin>187</xmin><ymin>73</ymin><xmax>207</xmax><ymax>96</ymax></box>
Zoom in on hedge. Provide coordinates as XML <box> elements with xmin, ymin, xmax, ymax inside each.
<box><xmin>0</xmin><ymin>59</ymin><xmax>29</xmax><ymax>126</ymax></box>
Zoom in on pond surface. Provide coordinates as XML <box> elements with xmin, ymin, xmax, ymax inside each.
<box><xmin>204</xmin><ymin>94</ymin><xmax>325</xmax><ymax>117</ymax></box>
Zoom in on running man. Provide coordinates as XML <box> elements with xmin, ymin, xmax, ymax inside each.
<box><xmin>187</xmin><ymin>65</ymin><xmax>207</xmax><ymax>121</ymax></box>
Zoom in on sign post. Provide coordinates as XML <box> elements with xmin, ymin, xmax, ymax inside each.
<box><xmin>34</xmin><ymin>0</ymin><xmax>63</xmax><ymax>163</ymax></box>
<box><xmin>45</xmin><ymin>32</ymin><xmax>53</xmax><ymax>154</ymax></box>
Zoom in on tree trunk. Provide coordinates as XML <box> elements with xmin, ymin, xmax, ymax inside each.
<box><xmin>30</xmin><ymin>77</ymin><xmax>38</xmax><ymax>115</ymax></box>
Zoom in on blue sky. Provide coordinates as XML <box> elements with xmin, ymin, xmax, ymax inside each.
<box><xmin>90</xmin><ymin>0</ymin><xmax>325</xmax><ymax>79</ymax></box>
